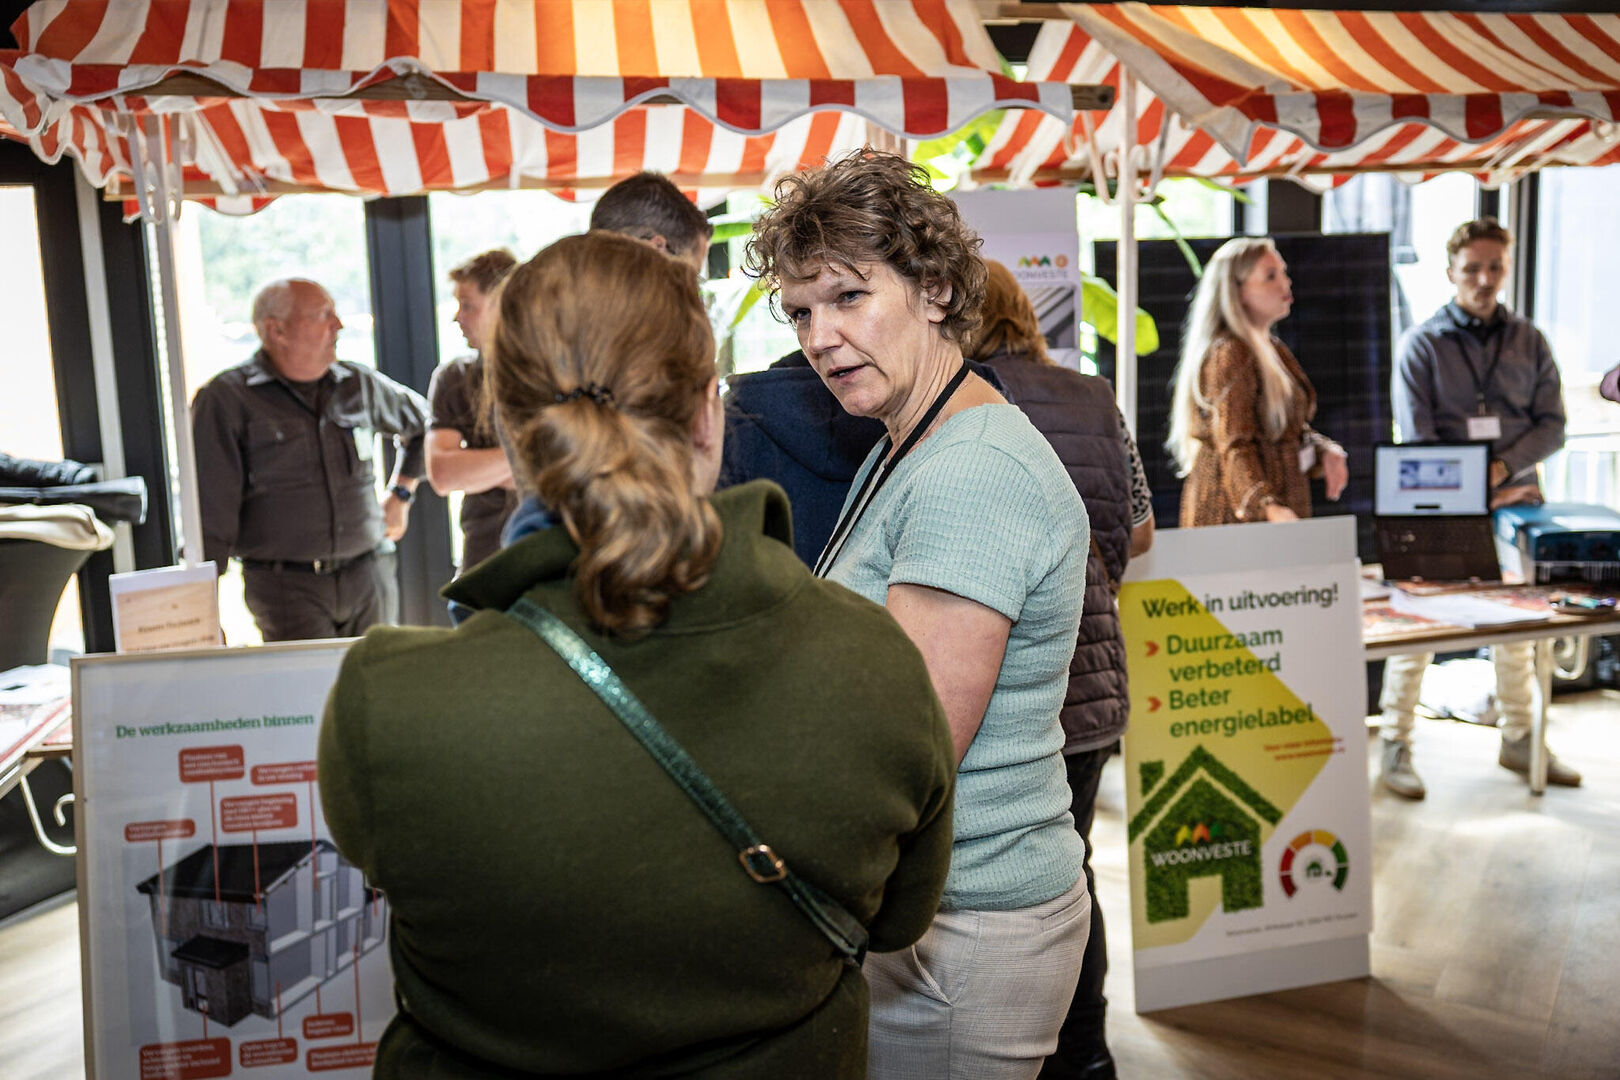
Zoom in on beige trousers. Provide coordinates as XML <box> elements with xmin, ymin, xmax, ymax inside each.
<box><xmin>865</xmin><ymin>877</ymin><xmax>1090</xmax><ymax>1080</ymax></box>
<box><xmin>1379</xmin><ymin>641</ymin><xmax>1537</xmax><ymax>745</ymax></box>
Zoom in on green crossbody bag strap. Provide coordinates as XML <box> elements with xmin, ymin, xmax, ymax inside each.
<box><xmin>504</xmin><ymin>596</ymin><xmax>869</xmax><ymax>965</ymax></box>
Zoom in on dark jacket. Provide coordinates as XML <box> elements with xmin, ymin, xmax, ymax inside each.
<box><xmin>980</xmin><ymin>350</ymin><xmax>1131</xmax><ymax>753</ymax></box>
<box><xmin>719</xmin><ymin>353</ymin><xmax>1008</xmax><ymax>567</ymax></box>
<box><xmin>1393</xmin><ymin>303</ymin><xmax>1565</xmax><ymax>483</ymax></box>
<box><xmin>320</xmin><ymin>481</ymin><xmax>955</xmax><ymax>1079</ymax></box>
<box><xmin>0</xmin><ymin>453</ymin><xmax>96</xmax><ymax>488</ymax></box>
<box><xmin>191</xmin><ymin>350</ymin><xmax>428</xmax><ymax>566</ymax></box>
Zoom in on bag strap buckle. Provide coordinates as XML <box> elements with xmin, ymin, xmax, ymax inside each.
<box><xmin>739</xmin><ymin>844</ymin><xmax>787</xmax><ymax>883</ymax></box>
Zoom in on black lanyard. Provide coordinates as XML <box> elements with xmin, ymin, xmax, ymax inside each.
<box><xmin>813</xmin><ymin>361</ymin><xmax>971</xmax><ymax>579</ymax></box>
<box><xmin>1459</xmin><ymin>321</ymin><xmax>1507</xmax><ymax>412</ymax></box>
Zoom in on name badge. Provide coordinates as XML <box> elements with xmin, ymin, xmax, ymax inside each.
<box><xmin>352</xmin><ymin>426</ymin><xmax>375</xmax><ymax>463</ymax></box>
<box><xmin>1466</xmin><ymin>414</ymin><xmax>1502</xmax><ymax>441</ymax></box>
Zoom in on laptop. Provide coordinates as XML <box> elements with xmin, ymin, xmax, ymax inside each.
<box><xmin>1373</xmin><ymin>442</ymin><xmax>1501</xmax><ymax>584</ymax></box>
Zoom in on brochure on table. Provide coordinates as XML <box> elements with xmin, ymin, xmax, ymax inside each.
<box><xmin>952</xmin><ymin>187</ymin><xmax>1083</xmax><ymax>369</ymax></box>
<box><xmin>74</xmin><ymin>641</ymin><xmax>390</xmax><ymax>1079</ymax></box>
<box><xmin>1118</xmin><ymin>517</ymin><xmax>1372</xmax><ymax>1011</ymax></box>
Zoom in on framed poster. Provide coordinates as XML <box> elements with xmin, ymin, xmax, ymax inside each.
<box><xmin>1119</xmin><ymin>517</ymin><xmax>1373</xmax><ymax>1011</ymax></box>
<box><xmin>73</xmin><ymin>641</ymin><xmax>391</xmax><ymax>1079</ymax></box>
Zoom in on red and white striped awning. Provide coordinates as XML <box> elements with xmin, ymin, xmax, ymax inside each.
<box><xmin>0</xmin><ymin>0</ymin><xmax>1075</xmax><ymax>209</ymax></box>
<box><xmin>977</xmin><ymin>4</ymin><xmax>1620</xmax><ymax>191</ymax></box>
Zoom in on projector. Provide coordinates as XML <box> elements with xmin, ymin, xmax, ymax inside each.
<box><xmin>1493</xmin><ymin>503</ymin><xmax>1620</xmax><ymax>586</ymax></box>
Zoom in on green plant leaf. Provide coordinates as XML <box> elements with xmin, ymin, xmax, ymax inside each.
<box><xmin>1149</xmin><ymin>201</ymin><xmax>1204</xmax><ymax>280</ymax></box>
<box><xmin>1195</xmin><ymin>176</ymin><xmax>1252</xmax><ymax>203</ymax></box>
<box><xmin>709</xmin><ymin>219</ymin><xmax>757</xmax><ymax>242</ymax></box>
<box><xmin>1081</xmin><ymin>273</ymin><xmax>1160</xmax><ymax>355</ymax></box>
<box><xmin>915</xmin><ymin>109</ymin><xmax>1006</xmax><ymax>190</ymax></box>
<box><xmin>729</xmin><ymin>279</ymin><xmax>767</xmax><ymax>330</ymax></box>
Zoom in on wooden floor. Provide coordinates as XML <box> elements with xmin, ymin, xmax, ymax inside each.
<box><xmin>3</xmin><ymin>692</ymin><xmax>1618</xmax><ymax>1079</ymax></box>
<box><xmin>1095</xmin><ymin>689</ymin><xmax>1620</xmax><ymax>1080</ymax></box>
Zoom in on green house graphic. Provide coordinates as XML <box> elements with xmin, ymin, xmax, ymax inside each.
<box><xmin>1130</xmin><ymin>747</ymin><xmax>1282</xmax><ymax>924</ymax></box>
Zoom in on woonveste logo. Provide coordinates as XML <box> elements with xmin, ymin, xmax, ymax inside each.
<box><xmin>1130</xmin><ymin>747</ymin><xmax>1279</xmax><ymax>923</ymax></box>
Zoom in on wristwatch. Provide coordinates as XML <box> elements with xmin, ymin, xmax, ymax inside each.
<box><xmin>389</xmin><ymin>483</ymin><xmax>414</xmax><ymax>504</ymax></box>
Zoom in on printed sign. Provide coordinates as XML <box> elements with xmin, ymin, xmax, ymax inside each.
<box><xmin>952</xmin><ymin>188</ymin><xmax>1084</xmax><ymax>369</ymax></box>
<box><xmin>109</xmin><ymin>563</ymin><xmax>222</xmax><ymax>653</ymax></box>
<box><xmin>74</xmin><ymin>642</ymin><xmax>390</xmax><ymax>1079</ymax></box>
<box><xmin>1119</xmin><ymin>517</ymin><xmax>1373</xmax><ymax>1011</ymax></box>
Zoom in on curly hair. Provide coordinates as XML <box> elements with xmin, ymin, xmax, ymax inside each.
<box><xmin>486</xmin><ymin>231</ymin><xmax>722</xmax><ymax>637</ymax></box>
<box><xmin>743</xmin><ymin>150</ymin><xmax>986</xmax><ymax>344</ymax></box>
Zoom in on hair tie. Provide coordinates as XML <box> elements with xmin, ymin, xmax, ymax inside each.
<box><xmin>554</xmin><ymin>384</ymin><xmax>616</xmax><ymax>406</ymax></box>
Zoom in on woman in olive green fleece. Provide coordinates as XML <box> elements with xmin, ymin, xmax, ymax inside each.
<box><xmin>318</xmin><ymin>231</ymin><xmax>956</xmax><ymax>1079</ymax></box>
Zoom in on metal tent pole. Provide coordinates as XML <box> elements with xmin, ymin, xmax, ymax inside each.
<box><xmin>1115</xmin><ymin>69</ymin><xmax>1139</xmax><ymax>436</ymax></box>
<box><xmin>141</xmin><ymin>114</ymin><xmax>205</xmax><ymax>566</ymax></box>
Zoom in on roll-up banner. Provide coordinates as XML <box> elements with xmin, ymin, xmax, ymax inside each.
<box><xmin>952</xmin><ymin>188</ymin><xmax>1083</xmax><ymax>370</ymax></box>
<box><xmin>73</xmin><ymin>642</ymin><xmax>390</xmax><ymax>1079</ymax></box>
<box><xmin>1119</xmin><ymin>517</ymin><xmax>1373</xmax><ymax>1011</ymax></box>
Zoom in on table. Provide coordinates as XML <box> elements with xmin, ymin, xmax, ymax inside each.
<box><xmin>1</xmin><ymin>666</ymin><xmax>75</xmax><ymax>856</ymax></box>
<box><xmin>1362</xmin><ymin>585</ymin><xmax>1620</xmax><ymax>795</ymax></box>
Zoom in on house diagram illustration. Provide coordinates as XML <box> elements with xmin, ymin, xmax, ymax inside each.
<box><xmin>135</xmin><ymin>840</ymin><xmax>385</xmax><ymax>1027</ymax></box>
<box><xmin>1129</xmin><ymin>747</ymin><xmax>1283</xmax><ymax>924</ymax></box>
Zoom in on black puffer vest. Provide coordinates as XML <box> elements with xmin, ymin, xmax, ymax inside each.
<box><xmin>982</xmin><ymin>350</ymin><xmax>1132</xmax><ymax>753</ymax></box>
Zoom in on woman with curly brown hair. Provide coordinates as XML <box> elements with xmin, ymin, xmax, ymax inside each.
<box><xmin>748</xmin><ymin>153</ymin><xmax>1091</xmax><ymax>1079</ymax></box>
<box><xmin>319</xmin><ymin>230</ymin><xmax>956</xmax><ymax>1078</ymax></box>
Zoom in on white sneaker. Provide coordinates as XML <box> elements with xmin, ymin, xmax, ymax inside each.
<box><xmin>1380</xmin><ymin>739</ymin><xmax>1426</xmax><ymax>800</ymax></box>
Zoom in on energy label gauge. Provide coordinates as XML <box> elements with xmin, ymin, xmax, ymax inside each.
<box><xmin>1279</xmin><ymin>829</ymin><xmax>1349</xmax><ymax>896</ymax></box>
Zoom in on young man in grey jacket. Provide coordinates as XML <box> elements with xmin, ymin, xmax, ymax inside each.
<box><xmin>1380</xmin><ymin>218</ymin><xmax>1581</xmax><ymax>798</ymax></box>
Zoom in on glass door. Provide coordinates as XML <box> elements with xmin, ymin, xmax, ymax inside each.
<box><xmin>0</xmin><ymin>184</ymin><xmax>83</xmax><ymax>657</ymax></box>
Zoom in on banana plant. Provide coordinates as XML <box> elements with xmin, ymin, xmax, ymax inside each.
<box><xmin>1082</xmin><ymin>273</ymin><xmax>1160</xmax><ymax>356</ymax></box>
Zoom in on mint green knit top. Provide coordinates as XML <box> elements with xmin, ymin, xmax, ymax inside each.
<box><xmin>827</xmin><ymin>404</ymin><xmax>1088</xmax><ymax>911</ymax></box>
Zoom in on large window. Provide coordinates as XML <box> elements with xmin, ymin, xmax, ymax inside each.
<box><xmin>165</xmin><ymin>197</ymin><xmax>372</xmax><ymax>645</ymax></box>
<box><xmin>1077</xmin><ymin>177</ymin><xmax>1235</xmax><ymax>249</ymax></box>
<box><xmin>713</xmin><ymin>193</ymin><xmax>798</xmax><ymax>376</ymax></box>
<box><xmin>1325</xmin><ymin>172</ymin><xmax>1480</xmax><ymax>340</ymax></box>
<box><xmin>427</xmin><ymin>191</ymin><xmax>593</xmax><ymax>368</ymax></box>
<box><xmin>179</xmin><ymin>196</ymin><xmax>374</xmax><ymax>386</ymax></box>
<box><xmin>1534</xmin><ymin>164</ymin><xmax>1620</xmax><ymax>505</ymax></box>
<box><xmin>1078</xmin><ymin>178</ymin><xmax>1236</xmax><ymax>373</ymax></box>
<box><xmin>1535</xmin><ymin>165</ymin><xmax>1620</xmax><ymax>436</ymax></box>
<box><xmin>1</xmin><ymin>185</ymin><xmax>83</xmax><ymax>658</ymax></box>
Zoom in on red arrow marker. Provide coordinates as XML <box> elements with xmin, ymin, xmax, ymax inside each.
<box><xmin>1146</xmin><ymin>641</ymin><xmax>1159</xmax><ymax>657</ymax></box>
<box><xmin>1148</xmin><ymin>696</ymin><xmax>1162</xmax><ymax>712</ymax></box>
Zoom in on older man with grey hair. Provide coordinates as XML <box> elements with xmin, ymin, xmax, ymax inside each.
<box><xmin>191</xmin><ymin>277</ymin><xmax>429</xmax><ymax>641</ymax></box>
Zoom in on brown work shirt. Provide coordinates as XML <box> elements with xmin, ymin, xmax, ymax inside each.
<box><xmin>427</xmin><ymin>354</ymin><xmax>516</xmax><ymax>570</ymax></box>
<box><xmin>191</xmin><ymin>350</ymin><xmax>428</xmax><ymax>566</ymax></box>
<box><xmin>1180</xmin><ymin>336</ymin><xmax>1333</xmax><ymax>527</ymax></box>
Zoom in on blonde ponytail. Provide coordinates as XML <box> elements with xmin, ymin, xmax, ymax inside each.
<box><xmin>487</xmin><ymin>231</ymin><xmax>722</xmax><ymax>637</ymax></box>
